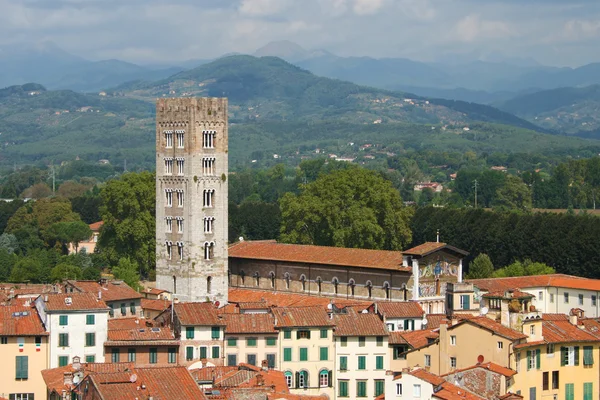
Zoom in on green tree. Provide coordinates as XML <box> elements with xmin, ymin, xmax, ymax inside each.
<box><xmin>0</xmin><ymin>233</ymin><xmax>18</xmax><ymax>254</ymax></box>
<box><xmin>493</xmin><ymin>175</ymin><xmax>532</xmax><ymax>211</ymax></box>
<box><xmin>50</xmin><ymin>263</ymin><xmax>82</xmax><ymax>282</ymax></box>
<box><xmin>493</xmin><ymin>259</ymin><xmax>555</xmax><ymax>278</ymax></box>
<box><xmin>466</xmin><ymin>253</ymin><xmax>494</xmax><ymax>279</ymax></box>
<box><xmin>98</xmin><ymin>172</ymin><xmax>155</xmax><ymax>277</ymax></box>
<box><xmin>48</xmin><ymin>221</ymin><xmax>92</xmax><ymax>254</ymax></box>
<box><xmin>280</xmin><ymin>168</ymin><xmax>412</xmax><ymax>250</ymax></box>
<box><xmin>112</xmin><ymin>257</ymin><xmax>141</xmax><ymax>291</ymax></box>
<box><xmin>0</xmin><ymin>249</ymin><xmax>17</xmax><ymax>281</ymax></box>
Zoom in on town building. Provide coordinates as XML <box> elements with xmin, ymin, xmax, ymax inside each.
<box><xmin>35</xmin><ymin>293</ymin><xmax>109</xmax><ymax>368</ymax></box>
<box><xmin>373</xmin><ymin>301</ymin><xmax>425</xmax><ymax>332</ymax></box>
<box><xmin>64</xmin><ymin>279</ymin><xmax>143</xmax><ymax>319</ymax></box>
<box><xmin>221</xmin><ymin>313</ymin><xmax>278</xmax><ymax>368</ymax></box>
<box><xmin>68</xmin><ymin>221</ymin><xmax>103</xmax><ymax>254</ymax></box>
<box><xmin>0</xmin><ymin>305</ymin><xmax>48</xmax><ymax>400</ymax></box>
<box><xmin>387</xmin><ymin>368</ymin><xmax>486</xmax><ymax>400</ymax></box>
<box><xmin>155</xmin><ymin>97</ymin><xmax>229</xmax><ymax>304</ymax></box>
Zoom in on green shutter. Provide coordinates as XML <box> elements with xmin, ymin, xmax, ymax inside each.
<box><xmin>320</xmin><ymin>347</ymin><xmax>328</xmax><ymax>361</ymax></box>
<box><xmin>357</xmin><ymin>381</ymin><xmax>367</xmax><ymax>397</ymax></box>
<box><xmin>284</xmin><ymin>329</ymin><xmax>291</xmax><ymax>339</ymax></box>
<box><xmin>247</xmin><ymin>337</ymin><xmax>257</xmax><ymax>346</ymax></box>
<box><xmin>85</xmin><ymin>355</ymin><xmax>95</xmax><ymax>363</ymax></box>
<box><xmin>212</xmin><ymin>346</ymin><xmax>219</xmax><ymax>358</ymax></box>
<box><xmin>404</xmin><ymin>320</ymin><xmax>409</xmax><ymax>330</ymax></box>
<box><xmin>86</xmin><ymin>333</ymin><xmax>95</xmax><ymax>347</ymax></box>
<box><xmin>339</xmin><ymin>381</ymin><xmax>348</xmax><ymax>397</ymax></box>
<box><xmin>186</xmin><ymin>327</ymin><xmax>194</xmax><ymax>339</ymax></box>
<box><xmin>227</xmin><ymin>337</ymin><xmax>237</xmax><ymax>346</ymax></box>
<box><xmin>186</xmin><ymin>346</ymin><xmax>194</xmax><ymax>360</ymax></box>
<box><xmin>168</xmin><ymin>348</ymin><xmax>176</xmax><ymax>363</ymax></box>
<box><xmin>358</xmin><ymin>356</ymin><xmax>366</xmax><ymax>370</ymax></box>
<box><xmin>320</xmin><ymin>329</ymin><xmax>327</xmax><ymax>338</ymax></box>
<box><xmin>59</xmin><ymin>315</ymin><xmax>68</xmax><ymax>326</ymax></box>
<box><xmin>375</xmin><ymin>380</ymin><xmax>385</xmax><ymax>396</ymax></box>
<box><xmin>59</xmin><ymin>356</ymin><xmax>68</xmax><ymax>367</ymax></box>
<box><xmin>536</xmin><ymin>349</ymin><xmax>541</xmax><ymax>369</ymax></box>
<box><xmin>266</xmin><ymin>337</ymin><xmax>276</xmax><ymax>346</ymax></box>
<box><xmin>584</xmin><ymin>346</ymin><xmax>594</xmax><ymax>365</ymax></box>
<box><xmin>200</xmin><ymin>347</ymin><xmax>207</xmax><ymax>359</ymax></box>
<box><xmin>340</xmin><ymin>356</ymin><xmax>348</xmax><ymax>371</ymax></box>
<box><xmin>575</xmin><ymin>346</ymin><xmax>580</xmax><ymax>366</ymax></box>
<box><xmin>376</xmin><ymin>355</ymin><xmax>384</xmax><ymax>370</ymax></box>
<box><xmin>283</xmin><ymin>347</ymin><xmax>292</xmax><ymax>361</ymax></box>
<box><xmin>211</xmin><ymin>327</ymin><xmax>220</xmax><ymax>339</ymax></box>
<box><xmin>86</xmin><ymin>315</ymin><xmax>95</xmax><ymax>325</ymax></box>
<box><xmin>526</xmin><ymin>350</ymin><xmax>532</xmax><ymax>371</ymax></box>
<box><xmin>584</xmin><ymin>383</ymin><xmax>593</xmax><ymax>400</ymax></box>
<box><xmin>150</xmin><ymin>348</ymin><xmax>157</xmax><ymax>364</ymax></box>
<box><xmin>300</xmin><ymin>347</ymin><xmax>308</xmax><ymax>361</ymax></box>
<box><xmin>561</xmin><ymin>347</ymin><xmax>567</xmax><ymax>366</ymax></box>
<box><xmin>16</xmin><ymin>356</ymin><xmax>28</xmax><ymax>379</ymax></box>
<box><xmin>566</xmin><ymin>383</ymin><xmax>575</xmax><ymax>400</ymax></box>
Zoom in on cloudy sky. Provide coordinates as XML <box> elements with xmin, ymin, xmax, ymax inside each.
<box><xmin>1</xmin><ymin>0</ymin><xmax>599</xmax><ymax>66</ymax></box>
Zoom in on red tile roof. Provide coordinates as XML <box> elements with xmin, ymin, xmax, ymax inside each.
<box><xmin>272</xmin><ymin>307</ymin><xmax>333</xmax><ymax>328</ymax></box>
<box><xmin>85</xmin><ymin>366</ymin><xmax>206</xmax><ymax>400</ymax></box>
<box><xmin>229</xmin><ymin>240</ymin><xmax>409</xmax><ymax>271</ymax></box>
<box><xmin>376</xmin><ymin>301</ymin><xmax>424</xmax><ymax>318</ymax></box>
<box><xmin>40</xmin><ymin>293</ymin><xmax>109</xmax><ymax>312</ymax></box>
<box><xmin>423</xmin><ymin>314</ymin><xmax>447</xmax><ymax>329</ymax></box>
<box><xmin>482</xmin><ymin>289</ymin><xmax>534</xmax><ymax>299</ymax></box>
<box><xmin>408</xmin><ymin>368</ymin><xmax>445</xmax><ymax>385</ymax></box>
<box><xmin>141</xmin><ymin>298</ymin><xmax>170</xmax><ymax>312</ymax></box>
<box><xmin>142</xmin><ymin>287</ymin><xmax>168</xmax><ymax>295</ymax></box>
<box><xmin>228</xmin><ymin>287</ymin><xmax>372</xmax><ymax>309</ymax></box>
<box><xmin>435</xmin><ymin>382</ymin><xmax>486</xmax><ymax>400</ymax></box>
<box><xmin>403</xmin><ymin>242</ymin><xmax>468</xmax><ymax>257</ymax></box>
<box><xmin>41</xmin><ymin>362</ymin><xmax>135</xmax><ymax>394</ymax></box>
<box><xmin>542</xmin><ymin>314</ymin><xmax>569</xmax><ymax>321</ymax></box>
<box><xmin>107</xmin><ymin>326</ymin><xmax>176</xmax><ymax>342</ymax></box>
<box><xmin>108</xmin><ymin>317</ymin><xmax>154</xmax><ymax>330</ymax></box>
<box><xmin>174</xmin><ymin>302</ymin><xmax>225</xmax><ymax>326</ymax></box>
<box><xmin>0</xmin><ymin>305</ymin><xmax>47</xmax><ymax>335</ymax></box>
<box><xmin>89</xmin><ymin>221</ymin><xmax>104</xmax><ymax>231</ymax></box>
<box><xmin>542</xmin><ymin>320</ymin><xmax>599</xmax><ymax>344</ymax></box>
<box><xmin>222</xmin><ymin>313</ymin><xmax>277</xmax><ymax>334</ymax></box>
<box><xmin>443</xmin><ymin>362</ymin><xmax>517</xmax><ymax>378</ymax></box>
<box><xmin>66</xmin><ymin>280</ymin><xmax>142</xmax><ymax>301</ymax></box>
<box><xmin>237</xmin><ymin>301</ymin><xmax>269</xmax><ymax>310</ymax></box>
<box><xmin>390</xmin><ymin>329</ymin><xmax>439</xmax><ymax>348</ymax></box>
<box><xmin>579</xmin><ymin>318</ymin><xmax>600</xmax><ymax>337</ymax></box>
<box><xmin>453</xmin><ymin>317</ymin><xmax>527</xmax><ymax>341</ymax></box>
<box><xmin>333</xmin><ymin>309</ymin><xmax>388</xmax><ymax>336</ymax></box>
<box><xmin>468</xmin><ymin>274</ymin><xmax>600</xmax><ymax>293</ymax></box>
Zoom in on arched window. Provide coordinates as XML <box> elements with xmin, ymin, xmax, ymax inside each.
<box><xmin>207</xmin><ymin>276</ymin><xmax>212</xmax><ymax>294</ymax></box>
<box><xmin>383</xmin><ymin>282</ymin><xmax>390</xmax><ymax>300</ymax></box>
<box><xmin>300</xmin><ymin>275</ymin><xmax>307</xmax><ymax>292</ymax></box>
<box><xmin>172</xmin><ymin>276</ymin><xmax>177</xmax><ymax>294</ymax></box>
<box><xmin>284</xmin><ymin>371</ymin><xmax>293</xmax><ymax>388</ymax></box>
<box><xmin>284</xmin><ymin>272</ymin><xmax>291</xmax><ymax>289</ymax></box>
<box><xmin>316</xmin><ymin>277</ymin><xmax>322</xmax><ymax>294</ymax></box>
<box><xmin>332</xmin><ymin>277</ymin><xmax>339</xmax><ymax>295</ymax></box>
<box><xmin>366</xmin><ymin>280</ymin><xmax>373</xmax><ymax>299</ymax></box>
<box><xmin>253</xmin><ymin>272</ymin><xmax>260</xmax><ymax>287</ymax></box>
<box><xmin>204</xmin><ymin>241</ymin><xmax>215</xmax><ymax>260</ymax></box>
<box><xmin>269</xmin><ymin>271</ymin><xmax>276</xmax><ymax>288</ymax></box>
<box><xmin>319</xmin><ymin>369</ymin><xmax>330</xmax><ymax>388</ymax></box>
<box><xmin>401</xmin><ymin>283</ymin><xmax>408</xmax><ymax>301</ymax></box>
<box><xmin>349</xmin><ymin>279</ymin><xmax>356</xmax><ymax>297</ymax></box>
<box><xmin>240</xmin><ymin>270</ymin><xmax>246</xmax><ymax>285</ymax></box>
<box><xmin>297</xmin><ymin>370</ymin><xmax>309</xmax><ymax>388</ymax></box>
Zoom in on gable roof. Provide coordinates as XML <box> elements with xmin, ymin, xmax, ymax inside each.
<box><xmin>89</xmin><ymin>221</ymin><xmax>104</xmax><ymax>231</ymax></box>
<box><xmin>0</xmin><ymin>305</ymin><xmax>47</xmax><ymax>336</ymax></box>
<box><xmin>229</xmin><ymin>240</ymin><xmax>409</xmax><ymax>271</ymax></box>
<box><xmin>41</xmin><ymin>362</ymin><xmax>135</xmax><ymax>395</ymax></box>
<box><xmin>333</xmin><ymin>309</ymin><xmax>388</xmax><ymax>337</ymax></box>
<box><xmin>451</xmin><ymin>317</ymin><xmax>527</xmax><ymax>341</ymax></box>
<box><xmin>66</xmin><ymin>280</ymin><xmax>142</xmax><ymax>301</ymax></box>
<box><xmin>389</xmin><ymin>329</ymin><xmax>439</xmax><ymax>348</ymax></box>
<box><xmin>40</xmin><ymin>293</ymin><xmax>109</xmax><ymax>312</ymax></box>
<box><xmin>222</xmin><ymin>313</ymin><xmax>277</xmax><ymax>334</ymax></box>
<box><xmin>403</xmin><ymin>242</ymin><xmax>468</xmax><ymax>257</ymax></box>
<box><xmin>173</xmin><ymin>302</ymin><xmax>224</xmax><ymax>326</ymax></box>
<box><xmin>228</xmin><ymin>287</ymin><xmax>372</xmax><ymax>309</ymax></box>
<box><xmin>468</xmin><ymin>274</ymin><xmax>600</xmax><ymax>293</ymax></box>
<box><xmin>443</xmin><ymin>362</ymin><xmax>517</xmax><ymax>378</ymax></box>
<box><xmin>375</xmin><ymin>301</ymin><xmax>424</xmax><ymax>318</ymax></box>
<box><xmin>408</xmin><ymin>368</ymin><xmax>445</xmax><ymax>385</ymax></box>
<box><xmin>141</xmin><ymin>298</ymin><xmax>170</xmax><ymax>312</ymax></box>
<box><xmin>272</xmin><ymin>307</ymin><xmax>333</xmax><ymax>328</ymax></box>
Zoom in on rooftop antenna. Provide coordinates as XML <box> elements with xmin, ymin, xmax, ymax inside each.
<box><xmin>473</xmin><ymin>179</ymin><xmax>478</xmax><ymax>209</ymax></box>
<box><xmin>124</xmin><ymin>159</ymin><xmax>127</xmax><ymax>172</ymax></box>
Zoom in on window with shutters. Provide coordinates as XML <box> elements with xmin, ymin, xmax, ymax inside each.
<box><xmin>584</xmin><ymin>382</ymin><xmax>593</xmax><ymax>400</ymax></box>
<box><xmin>59</xmin><ymin>315</ymin><xmax>68</xmax><ymax>326</ymax></box>
<box><xmin>396</xmin><ymin>383</ymin><xmax>403</xmax><ymax>395</ymax></box>
<box><xmin>357</xmin><ymin>380</ymin><xmax>367</xmax><ymax>397</ymax></box>
<box><xmin>552</xmin><ymin>371</ymin><xmax>559</xmax><ymax>389</ymax></box>
<box><xmin>319</xmin><ymin>347</ymin><xmax>328</xmax><ymax>361</ymax></box>
<box><xmin>120</xmin><ymin>303</ymin><xmax>126</xmax><ymax>316</ymax></box>
<box><xmin>149</xmin><ymin>348</ymin><xmax>158</xmax><ymax>364</ymax></box>
<box><xmin>341</xmin><ymin>336</ymin><xmax>347</xmax><ymax>347</ymax></box>
<box><xmin>267</xmin><ymin>353</ymin><xmax>275</xmax><ymax>369</ymax></box>
<box><xmin>15</xmin><ymin>356</ymin><xmax>28</xmax><ymax>379</ymax></box>
<box><xmin>9</xmin><ymin>394</ymin><xmax>35</xmax><ymax>400</ymax></box>
<box><xmin>358</xmin><ymin>355</ymin><xmax>366</xmax><ymax>370</ymax></box>
<box><xmin>319</xmin><ymin>369</ymin><xmax>329</xmax><ymax>387</ymax></box>
<box><xmin>266</xmin><ymin>337</ymin><xmax>276</xmax><ymax>346</ymax></box>
<box><xmin>450</xmin><ymin>357</ymin><xmax>457</xmax><ymax>369</ymax></box>
<box><xmin>186</xmin><ymin>346</ymin><xmax>194</xmax><ymax>361</ymax></box>
<box><xmin>561</xmin><ymin>346</ymin><xmax>579</xmax><ymax>366</ymax></box>
<box><xmin>211</xmin><ymin>326</ymin><xmax>220</xmax><ymax>339</ymax></box>
<box><xmin>297</xmin><ymin>330</ymin><xmax>310</xmax><ymax>339</ymax></box>
<box><xmin>376</xmin><ymin>355</ymin><xmax>384</xmax><ymax>370</ymax></box>
<box><xmin>299</xmin><ymin>347</ymin><xmax>308</xmax><ymax>361</ymax></box>
<box><xmin>128</xmin><ymin>348</ymin><xmax>136</xmax><ymax>362</ymax></box>
<box><xmin>168</xmin><ymin>348</ymin><xmax>177</xmax><ymax>363</ymax></box>
<box><xmin>583</xmin><ymin>346</ymin><xmax>593</xmax><ymax>366</ymax></box>
<box><xmin>425</xmin><ymin>354</ymin><xmax>431</xmax><ymax>367</ymax></box>
<box><xmin>340</xmin><ymin>356</ymin><xmax>348</xmax><ymax>371</ymax></box>
<box><xmin>284</xmin><ymin>329</ymin><xmax>292</xmax><ymax>339</ymax></box>
<box><xmin>1</xmin><ymin>336</ymin><xmax>7</xmax><ymax>344</ymax></box>
<box><xmin>376</xmin><ymin>336</ymin><xmax>383</xmax><ymax>346</ymax></box>
<box><xmin>526</xmin><ymin>349</ymin><xmax>541</xmax><ymax>370</ymax></box>
<box><xmin>227</xmin><ymin>337</ymin><xmax>238</xmax><ymax>347</ymax></box>
<box><xmin>247</xmin><ymin>354</ymin><xmax>257</xmax><ymax>366</ymax></box>
<box><xmin>593</xmin><ymin>296</ymin><xmax>597</xmax><ymax>306</ymax></box>
<box><xmin>547</xmin><ymin>344</ymin><xmax>555</xmax><ymax>356</ymax></box>
<box><xmin>564</xmin><ymin>292</ymin><xmax>569</xmax><ymax>303</ymax></box>
<box><xmin>111</xmin><ymin>348</ymin><xmax>120</xmax><ymax>363</ymax></box>
<box><xmin>58</xmin><ymin>356</ymin><xmax>69</xmax><ymax>367</ymax></box>
<box><xmin>543</xmin><ymin>372</ymin><xmax>549</xmax><ymax>390</ymax></box>
<box><xmin>85</xmin><ymin>332</ymin><xmax>95</xmax><ymax>347</ymax></box>
<box><xmin>375</xmin><ymin>380</ymin><xmax>385</xmax><ymax>396</ymax></box>
<box><xmin>565</xmin><ymin>383</ymin><xmax>574</xmax><ymax>400</ymax></box>
<box><xmin>283</xmin><ymin>347</ymin><xmax>292</xmax><ymax>362</ymax></box>
<box><xmin>227</xmin><ymin>354</ymin><xmax>237</xmax><ymax>366</ymax></box>
<box><xmin>200</xmin><ymin>347</ymin><xmax>207</xmax><ymax>359</ymax></box>
<box><xmin>59</xmin><ymin>333</ymin><xmax>69</xmax><ymax>347</ymax></box>
<box><xmin>212</xmin><ymin>346</ymin><xmax>219</xmax><ymax>359</ymax></box>
<box><xmin>320</xmin><ymin>329</ymin><xmax>327</xmax><ymax>339</ymax></box>
<box><xmin>247</xmin><ymin>337</ymin><xmax>257</xmax><ymax>347</ymax></box>
<box><xmin>579</xmin><ymin>294</ymin><xmax>584</xmax><ymax>305</ymax></box>
<box><xmin>85</xmin><ymin>355</ymin><xmax>95</xmax><ymax>363</ymax></box>
<box><xmin>339</xmin><ymin>380</ymin><xmax>349</xmax><ymax>397</ymax></box>
<box><xmin>86</xmin><ymin>315</ymin><xmax>95</xmax><ymax>325</ymax></box>
<box><xmin>358</xmin><ymin>336</ymin><xmax>366</xmax><ymax>347</ymax></box>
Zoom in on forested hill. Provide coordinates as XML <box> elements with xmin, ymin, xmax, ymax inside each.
<box><xmin>117</xmin><ymin>55</ymin><xmax>542</xmax><ymax>130</ymax></box>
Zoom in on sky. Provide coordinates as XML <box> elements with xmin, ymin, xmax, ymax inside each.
<box><xmin>1</xmin><ymin>0</ymin><xmax>599</xmax><ymax>66</ymax></box>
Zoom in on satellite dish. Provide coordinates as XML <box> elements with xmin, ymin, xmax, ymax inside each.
<box><xmin>239</xmin><ymin>237</ymin><xmax>244</xmax><ymax>242</ymax></box>
<box><xmin>327</xmin><ymin>303</ymin><xmax>333</xmax><ymax>310</ymax></box>
<box><xmin>480</xmin><ymin>307</ymin><xmax>489</xmax><ymax>316</ymax></box>
<box><xmin>422</xmin><ymin>317</ymin><xmax>428</xmax><ymax>326</ymax></box>
<box><xmin>477</xmin><ymin>355</ymin><xmax>484</xmax><ymax>364</ymax></box>
<box><xmin>214</xmin><ymin>301</ymin><xmax>220</xmax><ymax>308</ymax></box>
<box><xmin>73</xmin><ymin>375</ymin><xmax>81</xmax><ymax>385</ymax></box>
<box><xmin>361</xmin><ymin>309</ymin><xmax>368</xmax><ymax>314</ymax></box>
<box><xmin>130</xmin><ymin>374</ymin><xmax>137</xmax><ymax>383</ymax></box>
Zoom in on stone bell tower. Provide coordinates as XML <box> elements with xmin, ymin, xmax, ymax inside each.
<box><xmin>155</xmin><ymin>98</ymin><xmax>228</xmax><ymax>303</ymax></box>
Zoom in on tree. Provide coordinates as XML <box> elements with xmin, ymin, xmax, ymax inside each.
<box><xmin>48</xmin><ymin>221</ymin><xmax>92</xmax><ymax>254</ymax></box>
<box><xmin>0</xmin><ymin>233</ymin><xmax>18</xmax><ymax>254</ymax></box>
<box><xmin>51</xmin><ymin>263</ymin><xmax>82</xmax><ymax>282</ymax></box>
<box><xmin>57</xmin><ymin>181</ymin><xmax>90</xmax><ymax>198</ymax></box>
<box><xmin>467</xmin><ymin>254</ymin><xmax>494</xmax><ymax>279</ymax></box>
<box><xmin>493</xmin><ymin>259</ymin><xmax>555</xmax><ymax>278</ymax></box>
<box><xmin>21</xmin><ymin>183</ymin><xmax>52</xmax><ymax>199</ymax></box>
<box><xmin>98</xmin><ymin>172</ymin><xmax>155</xmax><ymax>277</ymax></box>
<box><xmin>493</xmin><ymin>175</ymin><xmax>532</xmax><ymax>211</ymax></box>
<box><xmin>112</xmin><ymin>257</ymin><xmax>141</xmax><ymax>291</ymax></box>
<box><xmin>280</xmin><ymin>168</ymin><xmax>412</xmax><ymax>250</ymax></box>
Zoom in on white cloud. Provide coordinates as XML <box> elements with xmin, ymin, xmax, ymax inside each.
<box><xmin>454</xmin><ymin>13</ymin><xmax>514</xmax><ymax>42</ymax></box>
<box><xmin>352</xmin><ymin>0</ymin><xmax>384</xmax><ymax>15</ymax></box>
<box><xmin>238</xmin><ymin>0</ymin><xmax>291</xmax><ymax>16</ymax></box>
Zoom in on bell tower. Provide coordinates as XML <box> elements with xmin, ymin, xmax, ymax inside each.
<box><xmin>155</xmin><ymin>98</ymin><xmax>228</xmax><ymax>303</ymax></box>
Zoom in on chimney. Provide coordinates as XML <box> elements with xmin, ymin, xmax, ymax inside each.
<box><xmin>261</xmin><ymin>359</ymin><xmax>269</xmax><ymax>371</ymax></box>
<box><xmin>439</xmin><ymin>319</ymin><xmax>449</xmax><ymax>374</ymax></box>
<box><xmin>72</xmin><ymin>356</ymin><xmax>81</xmax><ymax>370</ymax></box>
<box><xmin>44</xmin><ymin>295</ymin><xmax>49</xmax><ymax>302</ymax></box>
<box><xmin>98</xmin><ymin>290</ymin><xmax>102</xmax><ymax>300</ymax></box>
<box><xmin>256</xmin><ymin>374</ymin><xmax>265</xmax><ymax>386</ymax></box>
<box><xmin>500</xmin><ymin>299</ymin><xmax>510</xmax><ymax>327</ymax></box>
<box><xmin>63</xmin><ymin>372</ymin><xmax>73</xmax><ymax>386</ymax></box>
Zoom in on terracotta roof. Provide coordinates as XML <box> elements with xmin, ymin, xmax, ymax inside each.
<box><xmin>174</xmin><ymin>302</ymin><xmax>225</xmax><ymax>326</ymax></box>
<box><xmin>514</xmin><ymin>340</ymin><xmax>546</xmax><ymax>349</ymax></box>
<box><xmin>228</xmin><ymin>287</ymin><xmax>372</xmax><ymax>309</ymax></box>
<box><xmin>376</xmin><ymin>301</ymin><xmax>424</xmax><ymax>318</ymax></box>
<box><xmin>222</xmin><ymin>313</ymin><xmax>277</xmax><ymax>334</ymax></box>
<box><xmin>542</xmin><ymin>314</ymin><xmax>569</xmax><ymax>321</ymax></box>
<box><xmin>272</xmin><ymin>307</ymin><xmax>333</xmax><ymax>328</ymax></box>
<box><xmin>267</xmin><ymin>395</ymin><xmax>329</xmax><ymax>400</ymax></box>
<box><xmin>89</xmin><ymin>221</ymin><xmax>104</xmax><ymax>231</ymax></box>
<box><xmin>579</xmin><ymin>318</ymin><xmax>600</xmax><ymax>338</ymax></box>
<box><xmin>453</xmin><ymin>317</ymin><xmax>527</xmax><ymax>341</ymax></box>
<box><xmin>434</xmin><ymin>382</ymin><xmax>486</xmax><ymax>400</ymax></box>
<box><xmin>443</xmin><ymin>362</ymin><xmax>517</xmax><ymax>378</ymax></box>
<box><xmin>468</xmin><ymin>274</ymin><xmax>600</xmax><ymax>293</ymax></box>
<box><xmin>423</xmin><ymin>314</ymin><xmax>447</xmax><ymax>329</ymax></box>
<box><xmin>192</xmin><ymin>366</ymin><xmax>239</xmax><ymax>382</ymax></box>
<box><xmin>0</xmin><ymin>305</ymin><xmax>47</xmax><ymax>336</ymax></box>
<box><xmin>41</xmin><ymin>362</ymin><xmax>135</xmax><ymax>394</ymax></box>
<box><xmin>141</xmin><ymin>298</ymin><xmax>170</xmax><ymax>312</ymax></box>
<box><xmin>482</xmin><ymin>289</ymin><xmax>534</xmax><ymax>299</ymax></box>
<box><xmin>390</xmin><ymin>329</ymin><xmax>439</xmax><ymax>348</ymax></box>
<box><xmin>238</xmin><ymin>301</ymin><xmax>269</xmax><ymax>310</ymax></box>
<box><xmin>108</xmin><ymin>317</ymin><xmax>154</xmax><ymax>330</ymax></box>
<box><xmin>542</xmin><ymin>320</ymin><xmax>599</xmax><ymax>344</ymax></box>
<box><xmin>333</xmin><ymin>309</ymin><xmax>388</xmax><ymax>336</ymax></box>
<box><xmin>66</xmin><ymin>280</ymin><xmax>143</xmax><ymax>301</ymax></box>
<box><xmin>229</xmin><ymin>240</ymin><xmax>410</xmax><ymax>271</ymax></box>
<box><xmin>408</xmin><ymin>368</ymin><xmax>445</xmax><ymax>385</ymax></box>
<box><xmin>403</xmin><ymin>242</ymin><xmax>468</xmax><ymax>257</ymax></box>
<box><xmin>218</xmin><ymin>304</ymin><xmax>240</xmax><ymax>314</ymax></box>
<box><xmin>107</xmin><ymin>326</ymin><xmax>175</xmax><ymax>342</ymax></box>
<box><xmin>142</xmin><ymin>287</ymin><xmax>168</xmax><ymax>295</ymax></box>
<box><xmin>41</xmin><ymin>293</ymin><xmax>109</xmax><ymax>312</ymax></box>
<box><xmin>85</xmin><ymin>366</ymin><xmax>206</xmax><ymax>400</ymax></box>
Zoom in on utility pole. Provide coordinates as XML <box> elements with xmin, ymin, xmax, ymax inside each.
<box><xmin>52</xmin><ymin>164</ymin><xmax>55</xmax><ymax>195</ymax></box>
<box><xmin>124</xmin><ymin>159</ymin><xmax>127</xmax><ymax>172</ymax></box>
<box><xmin>473</xmin><ymin>179</ymin><xmax>478</xmax><ymax>209</ymax></box>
